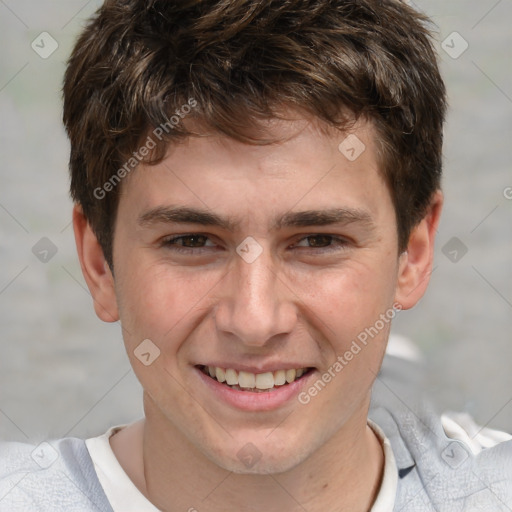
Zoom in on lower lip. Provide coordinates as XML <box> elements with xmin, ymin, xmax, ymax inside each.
<box><xmin>194</xmin><ymin>367</ymin><xmax>316</xmax><ymax>412</ymax></box>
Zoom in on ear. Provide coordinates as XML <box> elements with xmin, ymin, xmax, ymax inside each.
<box><xmin>394</xmin><ymin>190</ymin><xmax>443</xmax><ymax>310</ymax></box>
<box><xmin>72</xmin><ymin>204</ymin><xmax>119</xmax><ymax>322</ymax></box>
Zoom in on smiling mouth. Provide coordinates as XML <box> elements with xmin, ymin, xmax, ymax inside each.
<box><xmin>196</xmin><ymin>365</ymin><xmax>313</xmax><ymax>393</ymax></box>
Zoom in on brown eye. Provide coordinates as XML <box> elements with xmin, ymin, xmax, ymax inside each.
<box><xmin>294</xmin><ymin>235</ymin><xmax>349</xmax><ymax>251</ymax></box>
<box><xmin>160</xmin><ymin>234</ymin><xmax>217</xmax><ymax>254</ymax></box>
<box><xmin>166</xmin><ymin>235</ymin><xmax>209</xmax><ymax>247</ymax></box>
<box><xmin>304</xmin><ymin>235</ymin><xmax>333</xmax><ymax>248</ymax></box>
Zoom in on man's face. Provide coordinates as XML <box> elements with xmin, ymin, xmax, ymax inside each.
<box><xmin>110</xmin><ymin>116</ymin><xmax>404</xmax><ymax>473</ymax></box>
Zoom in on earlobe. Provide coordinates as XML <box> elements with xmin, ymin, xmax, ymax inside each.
<box><xmin>394</xmin><ymin>190</ymin><xmax>443</xmax><ymax>310</ymax></box>
<box><xmin>72</xmin><ymin>204</ymin><xmax>119</xmax><ymax>322</ymax></box>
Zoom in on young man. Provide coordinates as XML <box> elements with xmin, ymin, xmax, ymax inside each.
<box><xmin>1</xmin><ymin>0</ymin><xmax>511</xmax><ymax>510</ymax></box>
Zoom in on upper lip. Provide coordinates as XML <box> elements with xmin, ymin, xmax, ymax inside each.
<box><xmin>195</xmin><ymin>363</ymin><xmax>314</xmax><ymax>374</ymax></box>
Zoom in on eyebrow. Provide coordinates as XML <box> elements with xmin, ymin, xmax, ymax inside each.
<box><xmin>138</xmin><ymin>205</ymin><xmax>376</xmax><ymax>232</ymax></box>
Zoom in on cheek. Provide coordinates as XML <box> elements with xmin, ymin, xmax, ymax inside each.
<box><xmin>295</xmin><ymin>267</ymin><xmax>396</xmax><ymax>420</ymax></box>
<box><xmin>115</xmin><ymin>258</ymin><xmax>219</xmax><ymax>354</ymax></box>
<box><xmin>299</xmin><ymin>258</ymin><xmax>398</xmax><ymax>398</ymax></box>
<box><xmin>303</xmin><ymin>259</ymin><xmax>397</xmax><ymax>339</ymax></box>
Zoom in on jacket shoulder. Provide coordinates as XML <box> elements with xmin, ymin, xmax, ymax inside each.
<box><xmin>370</xmin><ymin>379</ymin><xmax>512</xmax><ymax>511</ymax></box>
<box><xmin>0</xmin><ymin>437</ymin><xmax>113</xmax><ymax>512</ymax></box>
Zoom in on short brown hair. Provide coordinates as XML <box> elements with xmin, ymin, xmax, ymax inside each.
<box><xmin>63</xmin><ymin>0</ymin><xmax>447</xmax><ymax>269</ymax></box>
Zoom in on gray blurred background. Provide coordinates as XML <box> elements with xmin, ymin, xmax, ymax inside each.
<box><xmin>0</xmin><ymin>0</ymin><xmax>511</xmax><ymax>443</ymax></box>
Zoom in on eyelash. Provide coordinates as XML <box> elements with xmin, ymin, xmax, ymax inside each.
<box><xmin>160</xmin><ymin>233</ymin><xmax>350</xmax><ymax>254</ymax></box>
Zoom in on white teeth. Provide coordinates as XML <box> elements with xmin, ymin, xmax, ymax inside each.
<box><xmin>285</xmin><ymin>369</ymin><xmax>296</xmax><ymax>383</ymax></box>
<box><xmin>255</xmin><ymin>372</ymin><xmax>274</xmax><ymax>390</ymax></box>
<box><xmin>215</xmin><ymin>367</ymin><xmax>226</xmax><ymax>383</ymax></box>
<box><xmin>273</xmin><ymin>369</ymin><xmax>286</xmax><ymax>386</ymax></box>
<box><xmin>238</xmin><ymin>371</ymin><xmax>255</xmax><ymax>389</ymax></box>
<box><xmin>225</xmin><ymin>368</ymin><xmax>238</xmax><ymax>385</ymax></box>
<box><xmin>204</xmin><ymin>365</ymin><xmax>309</xmax><ymax>391</ymax></box>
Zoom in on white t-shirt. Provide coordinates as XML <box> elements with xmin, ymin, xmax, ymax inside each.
<box><xmin>85</xmin><ymin>419</ymin><xmax>398</xmax><ymax>512</ymax></box>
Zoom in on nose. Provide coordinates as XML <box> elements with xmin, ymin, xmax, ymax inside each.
<box><xmin>213</xmin><ymin>243</ymin><xmax>297</xmax><ymax>347</ymax></box>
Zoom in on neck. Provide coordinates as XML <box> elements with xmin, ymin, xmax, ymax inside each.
<box><xmin>111</xmin><ymin>394</ymin><xmax>384</xmax><ymax>512</ymax></box>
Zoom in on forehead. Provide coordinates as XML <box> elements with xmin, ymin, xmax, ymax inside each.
<box><xmin>171</xmin><ymin>112</ymin><xmax>381</xmax><ymax>171</ymax></box>
<box><xmin>118</xmin><ymin>114</ymin><xmax>392</xmax><ymax>230</ymax></box>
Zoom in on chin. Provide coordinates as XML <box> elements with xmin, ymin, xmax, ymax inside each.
<box><xmin>205</xmin><ymin>440</ymin><xmax>309</xmax><ymax>475</ymax></box>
